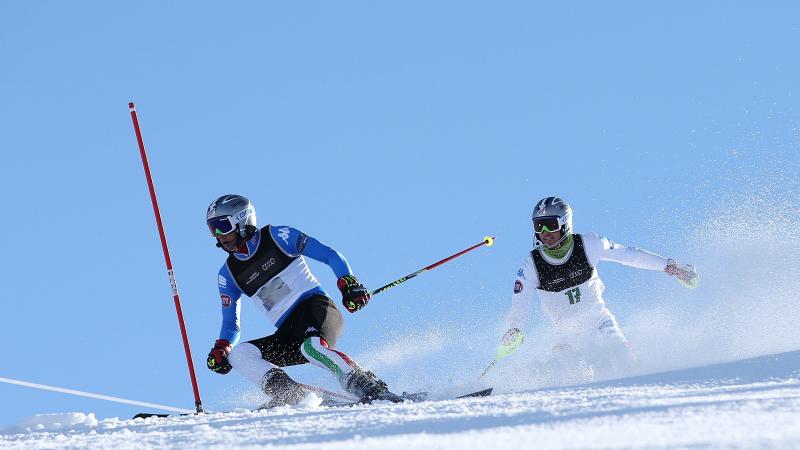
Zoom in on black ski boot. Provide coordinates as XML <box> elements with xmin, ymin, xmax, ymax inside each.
<box><xmin>261</xmin><ymin>368</ymin><xmax>308</xmax><ymax>408</ymax></box>
<box><xmin>344</xmin><ymin>367</ymin><xmax>397</xmax><ymax>403</ymax></box>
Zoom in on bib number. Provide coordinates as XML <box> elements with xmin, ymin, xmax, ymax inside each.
<box><xmin>255</xmin><ymin>276</ymin><xmax>291</xmax><ymax>311</ymax></box>
<box><xmin>565</xmin><ymin>287</ymin><xmax>582</xmax><ymax>305</ymax></box>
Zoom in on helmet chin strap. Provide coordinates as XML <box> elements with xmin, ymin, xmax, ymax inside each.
<box><xmin>216</xmin><ymin>225</ymin><xmax>259</xmax><ymax>252</ymax></box>
<box><xmin>546</xmin><ymin>233</ymin><xmax>570</xmax><ymax>249</ymax></box>
<box><xmin>215</xmin><ymin>239</ymin><xmax>237</xmax><ymax>253</ymax></box>
<box><xmin>535</xmin><ymin>231</ymin><xmax>570</xmax><ymax>250</ymax></box>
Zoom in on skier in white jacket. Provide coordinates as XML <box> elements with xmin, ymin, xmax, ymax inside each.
<box><xmin>495</xmin><ymin>196</ymin><xmax>698</xmax><ymax>377</ymax></box>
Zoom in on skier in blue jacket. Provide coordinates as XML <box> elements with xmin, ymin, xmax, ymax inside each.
<box><xmin>204</xmin><ymin>194</ymin><xmax>391</xmax><ymax>407</ymax></box>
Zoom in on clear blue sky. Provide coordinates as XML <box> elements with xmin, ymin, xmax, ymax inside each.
<box><xmin>1</xmin><ymin>2</ymin><xmax>798</xmax><ymax>426</ymax></box>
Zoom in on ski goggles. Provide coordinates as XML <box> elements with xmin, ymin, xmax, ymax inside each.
<box><xmin>533</xmin><ymin>216</ymin><xmax>562</xmax><ymax>234</ymax></box>
<box><xmin>207</xmin><ymin>216</ymin><xmax>237</xmax><ymax>236</ymax></box>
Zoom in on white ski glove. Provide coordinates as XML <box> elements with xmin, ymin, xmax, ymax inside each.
<box><xmin>496</xmin><ymin>328</ymin><xmax>524</xmax><ymax>360</ymax></box>
<box><xmin>665</xmin><ymin>259</ymin><xmax>699</xmax><ymax>289</ymax></box>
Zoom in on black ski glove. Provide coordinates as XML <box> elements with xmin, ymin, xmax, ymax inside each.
<box><xmin>338</xmin><ymin>275</ymin><xmax>371</xmax><ymax>313</ymax></box>
<box><xmin>207</xmin><ymin>339</ymin><xmax>232</xmax><ymax>374</ymax></box>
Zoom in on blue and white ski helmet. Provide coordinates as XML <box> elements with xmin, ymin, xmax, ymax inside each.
<box><xmin>206</xmin><ymin>194</ymin><xmax>257</xmax><ymax>239</ymax></box>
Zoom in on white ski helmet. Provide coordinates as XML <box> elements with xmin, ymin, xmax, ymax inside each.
<box><xmin>532</xmin><ymin>196</ymin><xmax>573</xmax><ymax>245</ymax></box>
<box><xmin>206</xmin><ymin>194</ymin><xmax>257</xmax><ymax>239</ymax></box>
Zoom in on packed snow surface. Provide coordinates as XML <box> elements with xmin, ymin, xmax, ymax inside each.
<box><xmin>2</xmin><ymin>350</ymin><xmax>799</xmax><ymax>449</ymax></box>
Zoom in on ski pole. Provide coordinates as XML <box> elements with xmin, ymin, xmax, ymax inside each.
<box><xmin>478</xmin><ymin>360</ymin><xmax>498</xmax><ymax>381</ymax></box>
<box><xmin>129</xmin><ymin>102</ymin><xmax>204</xmax><ymax>414</ymax></box>
<box><xmin>371</xmin><ymin>236</ymin><xmax>495</xmax><ymax>296</ymax></box>
<box><xmin>478</xmin><ymin>329</ymin><xmax>523</xmax><ymax>381</ymax></box>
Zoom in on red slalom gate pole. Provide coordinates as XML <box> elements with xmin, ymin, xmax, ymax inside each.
<box><xmin>128</xmin><ymin>102</ymin><xmax>204</xmax><ymax>414</ymax></box>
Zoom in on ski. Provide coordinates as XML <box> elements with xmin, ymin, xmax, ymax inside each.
<box><xmin>133</xmin><ymin>387</ymin><xmax>492</xmax><ymax>418</ymax></box>
<box><xmin>317</xmin><ymin>387</ymin><xmax>492</xmax><ymax>408</ymax></box>
<box><xmin>317</xmin><ymin>390</ymin><xmax>429</xmax><ymax>408</ymax></box>
<box><xmin>297</xmin><ymin>382</ymin><xmax>359</xmax><ymax>403</ymax></box>
<box><xmin>456</xmin><ymin>387</ymin><xmax>493</xmax><ymax>398</ymax></box>
<box><xmin>134</xmin><ymin>412</ymin><xmax>179</xmax><ymax>419</ymax></box>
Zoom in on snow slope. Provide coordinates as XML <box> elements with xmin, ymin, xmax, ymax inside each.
<box><xmin>2</xmin><ymin>350</ymin><xmax>798</xmax><ymax>449</ymax></box>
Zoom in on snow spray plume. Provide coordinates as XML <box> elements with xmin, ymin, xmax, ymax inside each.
<box><xmin>627</xmin><ymin>150</ymin><xmax>800</xmax><ymax>374</ymax></box>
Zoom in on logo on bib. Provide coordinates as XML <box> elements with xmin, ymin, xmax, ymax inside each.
<box><xmin>246</xmin><ymin>271</ymin><xmax>260</xmax><ymax>285</ymax></box>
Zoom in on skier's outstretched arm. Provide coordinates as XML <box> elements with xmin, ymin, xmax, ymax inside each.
<box><xmin>585</xmin><ymin>233</ymin><xmax>698</xmax><ymax>288</ymax></box>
